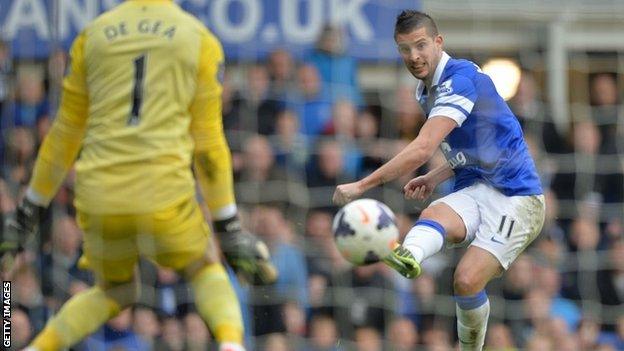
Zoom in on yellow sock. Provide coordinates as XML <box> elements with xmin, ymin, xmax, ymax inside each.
<box><xmin>30</xmin><ymin>286</ymin><xmax>120</xmax><ymax>351</ymax></box>
<box><xmin>190</xmin><ymin>263</ymin><xmax>244</xmax><ymax>344</ymax></box>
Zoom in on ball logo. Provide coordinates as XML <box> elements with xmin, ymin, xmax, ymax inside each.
<box><xmin>356</xmin><ymin>205</ymin><xmax>370</xmax><ymax>224</ymax></box>
<box><xmin>334</xmin><ymin>210</ymin><xmax>356</xmax><ymax>237</ymax></box>
<box><xmin>376</xmin><ymin>204</ymin><xmax>394</xmax><ymax>230</ymax></box>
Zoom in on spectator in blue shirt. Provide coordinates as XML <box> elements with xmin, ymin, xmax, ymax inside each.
<box><xmin>306</xmin><ymin>25</ymin><xmax>363</xmax><ymax>107</ymax></box>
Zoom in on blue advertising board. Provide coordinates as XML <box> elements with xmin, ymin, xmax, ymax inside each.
<box><xmin>0</xmin><ymin>0</ymin><xmax>419</xmax><ymax>60</ymax></box>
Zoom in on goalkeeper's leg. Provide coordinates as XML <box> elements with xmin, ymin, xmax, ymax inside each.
<box><xmin>151</xmin><ymin>198</ymin><xmax>245</xmax><ymax>350</ymax></box>
<box><xmin>28</xmin><ymin>276</ymin><xmax>139</xmax><ymax>351</ymax></box>
<box><xmin>180</xmin><ymin>252</ymin><xmax>245</xmax><ymax>351</ymax></box>
<box><xmin>28</xmin><ymin>210</ymin><xmax>141</xmax><ymax>351</ymax></box>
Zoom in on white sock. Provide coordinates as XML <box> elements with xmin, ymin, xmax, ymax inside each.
<box><xmin>455</xmin><ymin>291</ymin><xmax>490</xmax><ymax>351</ymax></box>
<box><xmin>402</xmin><ymin>219</ymin><xmax>446</xmax><ymax>263</ymax></box>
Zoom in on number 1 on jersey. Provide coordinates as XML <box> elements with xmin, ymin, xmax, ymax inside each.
<box><xmin>128</xmin><ymin>54</ymin><xmax>146</xmax><ymax>126</ymax></box>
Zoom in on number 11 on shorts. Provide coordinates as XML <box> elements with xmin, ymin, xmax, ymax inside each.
<box><xmin>498</xmin><ymin>215</ymin><xmax>515</xmax><ymax>238</ymax></box>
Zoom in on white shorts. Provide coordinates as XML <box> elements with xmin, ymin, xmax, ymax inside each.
<box><xmin>431</xmin><ymin>182</ymin><xmax>545</xmax><ymax>269</ymax></box>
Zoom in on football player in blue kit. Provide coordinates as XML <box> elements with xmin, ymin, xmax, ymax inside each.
<box><xmin>333</xmin><ymin>10</ymin><xmax>545</xmax><ymax>351</ymax></box>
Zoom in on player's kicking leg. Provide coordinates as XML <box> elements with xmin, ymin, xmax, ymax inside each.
<box><xmin>387</xmin><ymin>246</ymin><xmax>504</xmax><ymax>351</ymax></box>
<box><xmin>385</xmin><ymin>184</ymin><xmax>545</xmax><ymax>351</ymax></box>
<box><xmin>383</xmin><ymin>243</ymin><xmax>422</xmax><ymax>278</ymax></box>
<box><xmin>384</xmin><ymin>206</ymin><xmax>494</xmax><ymax>350</ymax></box>
<box><xmin>384</xmin><ymin>202</ymin><xmax>468</xmax><ymax>279</ymax></box>
<box><xmin>383</xmin><ymin>189</ymin><xmax>490</xmax><ymax>350</ymax></box>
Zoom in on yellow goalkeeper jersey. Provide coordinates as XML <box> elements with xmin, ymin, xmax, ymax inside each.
<box><xmin>29</xmin><ymin>0</ymin><xmax>235</xmax><ymax>214</ymax></box>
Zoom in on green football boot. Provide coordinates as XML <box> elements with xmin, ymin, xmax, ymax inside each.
<box><xmin>383</xmin><ymin>244</ymin><xmax>422</xmax><ymax>279</ymax></box>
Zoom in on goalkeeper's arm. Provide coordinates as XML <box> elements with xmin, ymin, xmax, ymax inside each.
<box><xmin>189</xmin><ymin>30</ymin><xmax>276</xmax><ymax>284</ymax></box>
<box><xmin>2</xmin><ymin>33</ymin><xmax>88</xmax><ymax>253</ymax></box>
<box><xmin>29</xmin><ymin>32</ymin><xmax>89</xmax><ymax>206</ymax></box>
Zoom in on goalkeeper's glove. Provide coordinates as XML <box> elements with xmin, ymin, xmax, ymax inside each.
<box><xmin>214</xmin><ymin>216</ymin><xmax>278</xmax><ymax>285</ymax></box>
<box><xmin>1</xmin><ymin>197</ymin><xmax>44</xmax><ymax>253</ymax></box>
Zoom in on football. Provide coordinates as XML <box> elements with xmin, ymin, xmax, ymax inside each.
<box><xmin>332</xmin><ymin>198</ymin><xmax>399</xmax><ymax>265</ymax></box>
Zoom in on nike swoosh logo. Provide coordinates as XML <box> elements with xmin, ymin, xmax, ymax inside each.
<box><xmin>356</xmin><ymin>205</ymin><xmax>370</xmax><ymax>224</ymax></box>
<box><xmin>490</xmin><ymin>236</ymin><xmax>505</xmax><ymax>244</ymax></box>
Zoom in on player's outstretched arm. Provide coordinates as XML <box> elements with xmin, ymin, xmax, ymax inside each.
<box><xmin>333</xmin><ymin>116</ymin><xmax>457</xmax><ymax>205</ymax></box>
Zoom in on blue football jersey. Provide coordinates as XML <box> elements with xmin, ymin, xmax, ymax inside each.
<box><xmin>416</xmin><ymin>52</ymin><xmax>542</xmax><ymax>196</ymax></box>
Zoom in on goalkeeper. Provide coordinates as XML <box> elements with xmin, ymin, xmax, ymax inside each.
<box><xmin>4</xmin><ymin>1</ymin><xmax>276</xmax><ymax>350</ymax></box>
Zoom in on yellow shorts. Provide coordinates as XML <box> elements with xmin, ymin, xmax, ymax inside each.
<box><xmin>77</xmin><ymin>197</ymin><xmax>213</xmax><ymax>283</ymax></box>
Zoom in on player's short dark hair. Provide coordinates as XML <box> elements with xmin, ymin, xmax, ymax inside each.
<box><xmin>394</xmin><ymin>10</ymin><xmax>438</xmax><ymax>38</ymax></box>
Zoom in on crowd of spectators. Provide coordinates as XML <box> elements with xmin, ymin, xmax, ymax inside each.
<box><xmin>1</xmin><ymin>25</ymin><xmax>624</xmax><ymax>350</ymax></box>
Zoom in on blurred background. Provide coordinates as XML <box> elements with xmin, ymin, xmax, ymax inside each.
<box><xmin>1</xmin><ymin>0</ymin><xmax>624</xmax><ymax>350</ymax></box>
